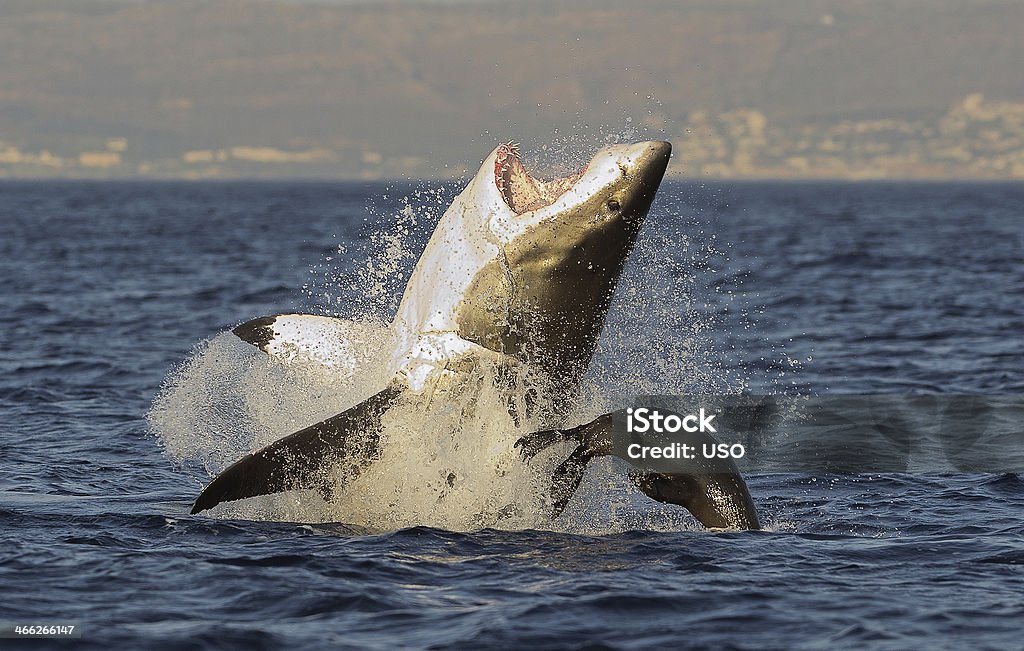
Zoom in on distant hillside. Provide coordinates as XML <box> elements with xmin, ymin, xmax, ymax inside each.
<box><xmin>1</xmin><ymin>0</ymin><xmax>1022</xmax><ymax>178</ymax></box>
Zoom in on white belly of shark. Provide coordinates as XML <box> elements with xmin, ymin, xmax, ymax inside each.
<box><xmin>180</xmin><ymin>139</ymin><xmax>759</xmax><ymax>530</ymax></box>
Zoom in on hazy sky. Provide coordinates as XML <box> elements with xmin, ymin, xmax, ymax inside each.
<box><xmin>2</xmin><ymin>0</ymin><xmax>1021</xmax><ymax>179</ymax></box>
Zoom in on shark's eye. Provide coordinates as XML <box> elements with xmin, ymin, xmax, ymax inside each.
<box><xmin>606</xmin><ymin>198</ymin><xmax>621</xmax><ymax>211</ymax></box>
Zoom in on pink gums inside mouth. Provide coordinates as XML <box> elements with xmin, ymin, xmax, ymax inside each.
<box><xmin>494</xmin><ymin>142</ymin><xmax>588</xmax><ymax>215</ymax></box>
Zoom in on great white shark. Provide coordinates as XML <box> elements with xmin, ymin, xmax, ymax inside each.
<box><xmin>189</xmin><ymin>140</ymin><xmax>760</xmax><ymax>530</ymax></box>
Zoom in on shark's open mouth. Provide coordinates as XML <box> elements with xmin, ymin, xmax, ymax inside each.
<box><xmin>495</xmin><ymin>142</ymin><xmax>588</xmax><ymax>215</ymax></box>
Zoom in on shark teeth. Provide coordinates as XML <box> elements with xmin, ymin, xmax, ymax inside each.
<box><xmin>494</xmin><ymin>141</ymin><xmax>587</xmax><ymax>215</ymax></box>
<box><xmin>502</xmin><ymin>141</ymin><xmax>521</xmax><ymax>158</ymax></box>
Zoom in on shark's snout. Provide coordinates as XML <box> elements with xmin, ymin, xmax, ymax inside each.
<box><xmin>639</xmin><ymin>140</ymin><xmax>673</xmax><ymax>170</ymax></box>
<box><xmin>606</xmin><ymin>140</ymin><xmax>672</xmax><ymax>229</ymax></box>
<box><xmin>642</xmin><ymin>141</ymin><xmax>672</xmax><ymax>186</ymax></box>
<box><xmin>632</xmin><ymin>141</ymin><xmax>672</xmax><ymax>183</ymax></box>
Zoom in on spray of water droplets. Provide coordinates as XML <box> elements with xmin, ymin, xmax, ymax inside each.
<box><xmin>148</xmin><ymin>124</ymin><xmax>789</xmax><ymax>532</ymax></box>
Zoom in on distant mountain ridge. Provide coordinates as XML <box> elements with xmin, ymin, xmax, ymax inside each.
<box><xmin>1</xmin><ymin>0</ymin><xmax>1022</xmax><ymax>178</ymax></box>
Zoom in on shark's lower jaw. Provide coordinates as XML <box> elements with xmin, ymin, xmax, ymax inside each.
<box><xmin>495</xmin><ymin>141</ymin><xmax>587</xmax><ymax>214</ymax></box>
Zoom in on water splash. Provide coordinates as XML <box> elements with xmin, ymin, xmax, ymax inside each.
<box><xmin>148</xmin><ymin>134</ymin><xmax>759</xmax><ymax>532</ymax></box>
<box><xmin>149</xmin><ymin>320</ymin><xmax>393</xmax><ymax>477</ymax></box>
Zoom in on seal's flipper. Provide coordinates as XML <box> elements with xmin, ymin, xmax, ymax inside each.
<box><xmin>191</xmin><ymin>385</ymin><xmax>402</xmax><ymax>515</ymax></box>
<box><xmin>517</xmin><ymin>414</ymin><xmax>613</xmax><ymax>518</ymax></box>
<box><xmin>516</xmin><ymin>413</ymin><xmax>615</xmax><ymax>461</ymax></box>
<box><xmin>548</xmin><ymin>445</ymin><xmax>593</xmax><ymax>518</ymax></box>
<box><xmin>232</xmin><ymin>314</ymin><xmax>380</xmax><ymax>369</ymax></box>
<box><xmin>515</xmin><ymin>428</ymin><xmax>576</xmax><ymax>460</ymax></box>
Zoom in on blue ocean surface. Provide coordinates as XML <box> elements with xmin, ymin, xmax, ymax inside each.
<box><xmin>1</xmin><ymin>180</ymin><xmax>1022</xmax><ymax>649</ymax></box>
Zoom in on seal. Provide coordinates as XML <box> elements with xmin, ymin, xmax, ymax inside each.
<box><xmin>516</xmin><ymin>411</ymin><xmax>761</xmax><ymax>530</ymax></box>
<box><xmin>189</xmin><ymin>139</ymin><xmax>759</xmax><ymax>529</ymax></box>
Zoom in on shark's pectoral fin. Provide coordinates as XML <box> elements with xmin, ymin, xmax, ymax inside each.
<box><xmin>232</xmin><ymin>315</ymin><xmax>280</xmax><ymax>351</ymax></box>
<box><xmin>232</xmin><ymin>313</ymin><xmax>382</xmax><ymax>370</ymax></box>
<box><xmin>191</xmin><ymin>385</ymin><xmax>403</xmax><ymax>515</ymax></box>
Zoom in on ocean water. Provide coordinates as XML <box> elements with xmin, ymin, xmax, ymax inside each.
<box><xmin>1</xmin><ymin>179</ymin><xmax>1022</xmax><ymax>649</ymax></box>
